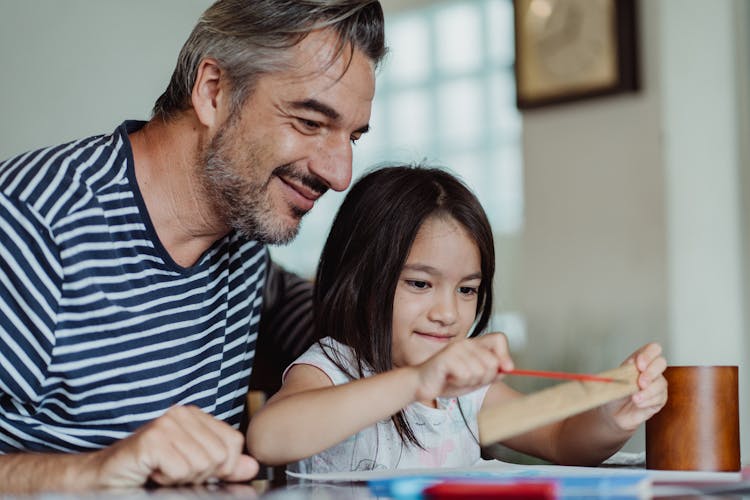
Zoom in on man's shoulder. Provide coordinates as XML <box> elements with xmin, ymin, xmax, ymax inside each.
<box><xmin>0</xmin><ymin>122</ymin><xmax>136</xmax><ymax>223</ymax></box>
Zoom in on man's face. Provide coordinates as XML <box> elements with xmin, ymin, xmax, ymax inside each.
<box><xmin>200</xmin><ymin>30</ymin><xmax>376</xmax><ymax>244</ymax></box>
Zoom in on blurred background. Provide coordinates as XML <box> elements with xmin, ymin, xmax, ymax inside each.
<box><xmin>1</xmin><ymin>0</ymin><xmax>747</xmax><ymax>459</ymax></box>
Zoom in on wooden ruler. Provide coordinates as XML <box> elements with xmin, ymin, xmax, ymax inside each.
<box><xmin>478</xmin><ymin>363</ymin><xmax>640</xmax><ymax>445</ymax></box>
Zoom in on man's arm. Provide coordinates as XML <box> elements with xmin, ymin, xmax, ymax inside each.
<box><xmin>0</xmin><ymin>406</ymin><xmax>258</xmax><ymax>494</ymax></box>
<box><xmin>0</xmin><ymin>195</ymin><xmax>261</xmax><ymax>493</ymax></box>
<box><xmin>0</xmin><ymin>449</ymin><xmax>107</xmax><ymax>493</ymax></box>
<box><xmin>248</xmin><ymin>259</ymin><xmax>315</xmax><ymax>397</ymax></box>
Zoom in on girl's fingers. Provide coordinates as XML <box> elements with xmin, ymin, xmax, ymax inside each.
<box><xmin>634</xmin><ymin>376</ymin><xmax>668</xmax><ymax>406</ymax></box>
<box><xmin>434</xmin><ymin>338</ymin><xmax>511</xmax><ymax>392</ymax></box>
<box><xmin>635</xmin><ymin>343</ymin><xmax>662</xmax><ymax>370</ymax></box>
<box><xmin>621</xmin><ymin>342</ymin><xmax>660</xmax><ymax>368</ymax></box>
<box><xmin>478</xmin><ymin>332</ymin><xmax>514</xmax><ymax>372</ymax></box>
<box><xmin>639</xmin><ymin>358</ymin><xmax>667</xmax><ymax>388</ymax></box>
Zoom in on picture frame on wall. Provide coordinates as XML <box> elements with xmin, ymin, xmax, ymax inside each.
<box><xmin>513</xmin><ymin>0</ymin><xmax>639</xmax><ymax>109</ymax></box>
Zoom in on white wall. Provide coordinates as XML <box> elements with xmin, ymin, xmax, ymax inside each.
<box><xmin>520</xmin><ymin>0</ymin><xmax>749</xmax><ymax>457</ymax></box>
<box><xmin>659</xmin><ymin>2</ymin><xmax>748</xmax><ymax>456</ymax></box>
<box><xmin>0</xmin><ymin>0</ymin><xmax>211</xmax><ymax>157</ymax></box>
<box><xmin>661</xmin><ymin>0</ymin><xmax>745</xmax><ymax>366</ymax></box>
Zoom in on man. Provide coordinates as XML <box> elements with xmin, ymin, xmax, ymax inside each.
<box><xmin>0</xmin><ymin>0</ymin><xmax>385</xmax><ymax>492</ymax></box>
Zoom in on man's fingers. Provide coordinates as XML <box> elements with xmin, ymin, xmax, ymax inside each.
<box><xmin>102</xmin><ymin>405</ymin><xmax>257</xmax><ymax>487</ymax></box>
<box><xmin>223</xmin><ymin>455</ymin><xmax>260</xmax><ymax>482</ymax></box>
<box><xmin>150</xmin><ymin>407</ymin><xmax>222</xmax><ymax>484</ymax></box>
<box><xmin>180</xmin><ymin>406</ymin><xmax>245</xmax><ymax>480</ymax></box>
<box><xmin>168</xmin><ymin>406</ymin><xmax>251</xmax><ymax>484</ymax></box>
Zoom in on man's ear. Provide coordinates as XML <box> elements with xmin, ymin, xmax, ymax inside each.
<box><xmin>192</xmin><ymin>58</ymin><xmax>225</xmax><ymax>128</ymax></box>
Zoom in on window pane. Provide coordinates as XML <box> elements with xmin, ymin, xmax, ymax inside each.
<box><xmin>488</xmin><ymin>146</ymin><xmax>524</xmax><ymax>233</ymax></box>
<box><xmin>356</xmin><ymin>102</ymin><xmax>385</xmax><ymax>160</ymax></box>
<box><xmin>385</xmin><ymin>15</ymin><xmax>430</xmax><ymax>85</ymax></box>
<box><xmin>489</xmin><ymin>72</ymin><xmax>522</xmax><ymax>139</ymax></box>
<box><xmin>434</xmin><ymin>3</ymin><xmax>483</xmax><ymax>75</ymax></box>
<box><xmin>388</xmin><ymin>89</ymin><xmax>432</xmax><ymax>152</ymax></box>
<box><xmin>487</xmin><ymin>0</ymin><xmax>516</xmax><ymax>66</ymax></box>
<box><xmin>437</xmin><ymin>79</ymin><xmax>483</xmax><ymax>149</ymax></box>
<box><xmin>442</xmin><ymin>152</ymin><xmax>483</xmax><ymax>190</ymax></box>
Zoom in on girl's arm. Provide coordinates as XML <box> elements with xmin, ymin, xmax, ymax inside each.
<box><xmin>247</xmin><ymin>363</ymin><xmax>421</xmax><ymax>465</ymax></box>
<box><xmin>246</xmin><ymin>333</ymin><xmax>513</xmax><ymax>465</ymax></box>
<box><xmin>486</xmin><ymin>343</ymin><xmax>667</xmax><ymax>466</ymax></box>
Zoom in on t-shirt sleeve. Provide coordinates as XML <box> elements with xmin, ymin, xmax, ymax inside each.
<box><xmin>0</xmin><ymin>193</ymin><xmax>61</xmax><ymax>401</ymax></box>
<box><xmin>282</xmin><ymin>337</ymin><xmax>356</xmax><ymax>386</ymax></box>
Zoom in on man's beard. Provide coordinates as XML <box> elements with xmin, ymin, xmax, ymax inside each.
<box><xmin>199</xmin><ymin>120</ymin><xmax>325</xmax><ymax>245</ymax></box>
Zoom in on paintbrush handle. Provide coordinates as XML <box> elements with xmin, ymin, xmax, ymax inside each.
<box><xmin>502</xmin><ymin>368</ymin><xmax>615</xmax><ymax>383</ymax></box>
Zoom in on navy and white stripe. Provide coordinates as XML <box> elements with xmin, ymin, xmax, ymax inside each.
<box><xmin>0</xmin><ymin>121</ymin><xmax>266</xmax><ymax>452</ymax></box>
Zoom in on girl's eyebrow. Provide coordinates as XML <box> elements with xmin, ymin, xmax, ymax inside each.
<box><xmin>402</xmin><ymin>264</ymin><xmax>481</xmax><ymax>281</ymax></box>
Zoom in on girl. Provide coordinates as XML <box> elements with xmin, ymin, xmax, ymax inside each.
<box><xmin>246</xmin><ymin>165</ymin><xmax>667</xmax><ymax>473</ymax></box>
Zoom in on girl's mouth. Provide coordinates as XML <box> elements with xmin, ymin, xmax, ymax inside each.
<box><xmin>415</xmin><ymin>332</ymin><xmax>454</xmax><ymax>342</ymax></box>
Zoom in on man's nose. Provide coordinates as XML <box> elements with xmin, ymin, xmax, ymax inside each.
<box><xmin>309</xmin><ymin>134</ymin><xmax>353</xmax><ymax>192</ymax></box>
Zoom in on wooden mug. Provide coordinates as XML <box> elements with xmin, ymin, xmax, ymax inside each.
<box><xmin>646</xmin><ymin>365</ymin><xmax>740</xmax><ymax>471</ymax></box>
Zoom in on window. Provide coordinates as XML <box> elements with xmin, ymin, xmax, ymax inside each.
<box><xmin>270</xmin><ymin>0</ymin><xmax>525</xmax><ymax>346</ymax></box>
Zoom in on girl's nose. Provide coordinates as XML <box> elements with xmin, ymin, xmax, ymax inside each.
<box><xmin>428</xmin><ymin>292</ymin><xmax>458</xmax><ymax>325</ymax></box>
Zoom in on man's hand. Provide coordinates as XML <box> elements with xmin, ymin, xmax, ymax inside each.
<box><xmin>92</xmin><ymin>405</ymin><xmax>259</xmax><ymax>487</ymax></box>
<box><xmin>0</xmin><ymin>406</ymin><xmax>259</xmax><ymax>494</ymax></box>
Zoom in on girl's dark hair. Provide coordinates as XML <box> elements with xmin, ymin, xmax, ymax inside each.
<box><xmin>314</xmin><ymin>164</ymin><xmax>495</xmax><ymax>448</ymax></box>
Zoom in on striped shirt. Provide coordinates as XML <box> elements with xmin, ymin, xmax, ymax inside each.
<box><xmin>0</xmin><ymin>121</ymin><xmax>266</xmax><ymax>453</ymax></box>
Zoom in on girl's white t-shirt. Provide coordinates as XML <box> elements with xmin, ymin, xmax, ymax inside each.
<box><xmin>284</xmin><ymin>337</ymin><xmax>491</xmax><ymax>474</ymax></box>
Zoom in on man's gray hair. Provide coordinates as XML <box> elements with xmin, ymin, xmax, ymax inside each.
<box><xmin>152</xmin><ymin>0</ymin><xmax>386</xmax><ymax>121</ymax></box>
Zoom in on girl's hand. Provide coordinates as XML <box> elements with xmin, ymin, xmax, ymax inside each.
<box><xmin>413</xmin><ymin>332</ymin><xmax>514</xmax><ymax>402</ymax></box>
<box><xmin>603</xmin><ymin>343</ymin><xmax>668</xmax><ymax>432</ymax></box>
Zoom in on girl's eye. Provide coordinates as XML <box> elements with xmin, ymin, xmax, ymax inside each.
<box><xmin>459</xmin><ymin>286</ymin><xmax>478</xmax><ymax>296</ymax></box>
<box><xmin>405</xmin><ymin>280</ymin><xmax>429</xmax><ymax>290</ymax></box>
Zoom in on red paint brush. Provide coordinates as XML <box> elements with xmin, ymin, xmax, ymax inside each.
<box><xmin>501</xmin><ymin>368</ymin><xmax>616</xmax><ymax>383</ymax></box>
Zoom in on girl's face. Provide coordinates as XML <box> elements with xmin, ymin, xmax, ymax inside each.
<box><xmin>391</xmin><ymin>215</ymin><xmax>482</xmax><ymax>368</ymax></box>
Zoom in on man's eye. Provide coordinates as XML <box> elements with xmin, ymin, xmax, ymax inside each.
<box><xmin>298</xmin><ymin>118</ymin><xmax>321</xmax><ymax>131</ymax></box>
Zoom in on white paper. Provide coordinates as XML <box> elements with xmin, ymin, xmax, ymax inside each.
<box><xmin>286</xmin><ymin>459</ymin><xmax>742</xmax><ymax>484</ymax></box>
